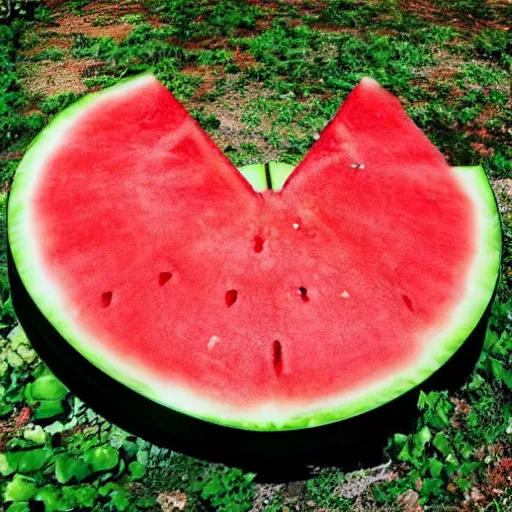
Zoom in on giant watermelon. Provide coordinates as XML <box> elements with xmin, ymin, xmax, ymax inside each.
<box><xmin>7</xmin><ymin>75</ymin><xmax>501</xmax><ymax>468</ymax></box>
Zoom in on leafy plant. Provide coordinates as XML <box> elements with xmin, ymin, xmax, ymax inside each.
<box><xmin>0</xmin><ymin>0</ymin><xmax>40</xmax><ymax>20</ymax></box>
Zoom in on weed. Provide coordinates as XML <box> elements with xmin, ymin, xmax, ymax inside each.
<box><xmin>458</xmin><ymin>62</ymin><xmax>508</xmax><ymax>87</ymax></box>
<box><xmin>307</xmin><ymin>467</ymin><xmax>351</xmax><ymax>509</ymax></box>
<box><xmin>146</xmin><ymin>0</ymin><xmax>262</xmax><ymax>39</ymax></box>
<box><xmin>63</xmin><ymin>0</ymin><xmax>90</xmax><ymax>15</ymax></box>
<box><xmin>431</xmin><ymin>0</ymin><xmax>512</xmax><ymax>22</ymax></box>
<box><xmin>33</xmin><ymin>4</ymin><xmax>54</xmax><ymax>24</ymax></box>
<box><xmin>118</xmin><ymin>13</ymin><xmax>145</xmax><ymax>24</ymax></box>
<box><xmin>0</xmin><ymin>0</ymin><xmax>39</xmax><ymax>20</ymax></box>
<box><xmin>318</xmin><ymin>0</ymin><xmax>390</xmax><ymax>29</ymax></box>
<box><xmin>190</xmin><ymin>108</ymin><xmax>221</xmax><ymax>130</ymax></box>
<box><xmin>39</xmin><ymin>92</ymin><xmax>81</xmax><ymax>115</ymax></box>
<box><xmin>194</xmin><ymin>48</ymin><xmax>233</xmax><ymax>66</ymax></box>
<box><xmin>28</xmin><ymin>47</ymin><xmax>64</xmax><ymax>61</ymax></box>
<box><xmin>473</xmin><ymin>29</ymin><xmax>512</xmax><ymax>67</ymax></box>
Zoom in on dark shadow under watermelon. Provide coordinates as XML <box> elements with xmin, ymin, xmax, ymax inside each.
<box><xmin>8</xmin><ymin>246</ymin><xmax>493</xmax><ymax>481</ymax></box>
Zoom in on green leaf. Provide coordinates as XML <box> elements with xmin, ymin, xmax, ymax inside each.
<box><xmin>74</xmin><ymin>485</ymin><xmax>98</xmax><ymax>508</ymax></box>
<box><xmin>484</xmin><ymin>328</ymin><xmax>500</xmax><ymax>352</ymax></box>
<box><xmin>433</xmin><ymin>432</ymin><xmax>452</xmax><ymax>457</ymax></box>
<box><xmin>445</xmin><ymin>453</ymin><xmax>460</xmax><ymax>466</ymax></box>
<box><xmin>111</xmin><ymin>489</ymin><xmax>131</xmax><ymax>511</ymax></box>
<box><xmin>445</xmin><ymin>461</ymin><xmax>459</xmax><ymax>476</ymax></box>
<box><xmin>418</xmin><ymin>391</ymin><xmax>453</xmax><ymax>428</ymax></box>
<box><xmin>128</xmin><ymin>460</ymin><xmax>147</xmax><ymax>480</ymax></box>
<box><xmin>393</xmin><ymin>433</ymin><xmax>408</xmax><ymax>447</ymax></box>
<box><xmin>17</xmin><ymin>448</ymin><xmax>52</xmax><ymax>473</ymax></box>
<box><xmin>84</xmin><ymin>445</ymin><xmax>119</xmax><ymax>472</ymax></box>
<box><xmin>428</xmin><ymin>458</ymin><xmax>444</xmax><ymax>478</ymax></box>
<box><xmin>455</xmin><ymin>478</ymin><xmax>472</xmax><ymax>492</ymax></box>
<box><xmin>61</xmin><ymin>486</ymin><xmax>78</xmax><ymax>508</ymax></box>
<box><xmin>466</xmin><ymin>411</ymin><xmax>479</xmax><ymax>428</ymax></box>
<box><xmin>34</xmin><ymin>486</ymin><xmax>65</xmax><ymax>512</ymax></box>
<box><xmin>397</xmin><ymin>443</ymin><xmax>411</xmax><ymax>462</ymax></box>
<box><xmin>202</xmin><ymin>477</ymin><xmax>225</xmax><ymax>498</ymax></box>
<box><xmin>99</xmin><ymin>482</ymin><xmax>121</xmax><ymax>497</ymax></box>
<box><xmin>489</xmin><ymin>357</ymin><xmax>512</xmax><ymax>388</ymax></box>
<box><xmin>31</xmin><ymin>375</ymin><xmax>68</xmax><ymax>401</ymax></box>
<box><xmin>136</xmin><ymin>449</ymin><xmax>149</xmax><ymax>466</ymax></box>
<box><xmin>116</xmin><ymin>458</ymin><xmax>126</xmax><ymax>477</ymax></box>
<box><xmin>122</xmin><ymin>439</ymin><xmax>138</xmax><ymax>458</ymax></box>
<box><xmin>6</xmin><ymin>503</ymin><xmax>31</xmax><ymax>512</ymax></box>
<box><xmin>417</xmin><ymin>390</ymin><xmax>433</xmax><ymax>410</ymax></box>
<box><xmin>23</xmin><ymin>425</ymin><xmax>46</xmax><ymax>445</ymax></box>
<box><xmin>460</xmin><ymin>461</ymin><xmax>481</xmax><ymax>476</ymax></box>
<box><xmin>421</xmin><ymin>477</ymin><xmax>443</xmax><ymax>497</ymax></box>
<box><xmin>55</xmin><ymin>455</ymin><xmax>90</xmax><ymax>484</ymax></box>
<box><xmin>467</xmin><ymin>373</ymin><xmax>485</xmax><ymax>390</ymax></box>
<box><xmin>0</xmin><ymin>402</ymin><xmax>14</xmax><ymax>417</ymax></box>
<box><xmin>0</xmin><ymin>452</ymin><xmax>22</xmax><ymax>476</ymax></box>
<box><xmin>412</xmin><ymin>426</ymin><xmax>431</xmax><ymax>457</ymax></box>
<box><xmin>6</xmin><ymin>351</ymin><xmax>23</xmax><ymax>368</ymax></box>
<box><xmin>4</xmin><ymin>474</ymin><xmax>38</xmax><ymax>502</ymax></box>
<box><xmin>34</xmin><ymin>400</ymin><xmax>66</xmax><ymax>419</ymax></box>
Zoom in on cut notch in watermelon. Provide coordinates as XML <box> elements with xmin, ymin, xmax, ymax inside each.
<box><xmin>8</xmin><ymin>74</ymin><xmax>501</xmax><ymax>432</ymax></box>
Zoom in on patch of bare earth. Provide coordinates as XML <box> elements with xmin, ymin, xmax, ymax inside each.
<box><xmin>232</xmin><ymin>46</ymin><xmax>258</xmax><ymax>70</ymax></box>
<box><xmin>491</xmin><ymin>179</ymin><xmax>512</xmax><ymax>201</ymax></box>
<box><xmin>181</xmin><ymin>37</ymin><xmax>229</xmax><ymax>51</ymax></box>
<box><xmin>190</xmin><ymin>83</ymin><xmax>286</xmax><ymax>163</ymax></box>
<box><xmin>429</xmin><ymin>51</ymin><xmax>466</xmax><ymax>81</ymax></box>
<box><xmin>250</xmin><ymin>483</ymin><xmax>285</xmax><ymax>511</ymax></box>
<box><xmin>157</xmin><ymin>491</ymin><xmax>187</xmax><ymax>511</ymax></box>
<box><xmin>46</xmin><ymin>12</ymin><xmax>134</xmax><ymax>41</ymax></box>
<box><xmin>398</xmin><ymin>0</ymin><xmax>511</xmax><ymax>31</ymax></box>
<box><xmin>181</xmin><ymin>65</ymin><xmax>222</xmax><ymax>98</ymax></box>
<box><xmin>21</xmin><ymin>37</ymin><xmax>73</xmax><ymax>58</ymax></box>
<box><xmin>21</xmin><ymin>0</ymin><xmax>155</xmax><ymax>98</ymax></box>
<box><xmin>22</xmin><ymin>59</ymin><xmax>102</xmax><ymax>96</ymax></box>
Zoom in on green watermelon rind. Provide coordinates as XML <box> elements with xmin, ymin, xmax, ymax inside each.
<box><xmin>7</xmin><ymin>75</ymin><xmax>502</xmax><ymax>431</ymax></box>
<box><xmin>239</xmin><ymin>162</ymin><xmax>296</xmax><ymax>191</ymax></box>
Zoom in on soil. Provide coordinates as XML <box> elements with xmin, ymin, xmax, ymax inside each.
<box><xmin>21</xmin><ymin>59</ymin><xmax>100</xmax><ymax>96</ymax></box>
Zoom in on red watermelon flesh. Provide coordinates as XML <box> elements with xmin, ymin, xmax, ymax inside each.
<box><xmin>8</xmin><ymin>75</ymin><xmax>501</xmax><ymax>430</ymax></box>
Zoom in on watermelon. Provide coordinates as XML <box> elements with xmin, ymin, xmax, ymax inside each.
<box><xmin>7</xmin><ymin>75</ymin><xmax>501</xmax><ymax>456</ymax></box>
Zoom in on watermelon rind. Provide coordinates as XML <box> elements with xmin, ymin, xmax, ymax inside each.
<box><xmin>7</xmin><ymin>75</ymin><xmax>501</xmax><ymax>431</ymax></box>
<box><xmin>238</xmin><ymin>162</ymin><xmax>295</xmax><ymax>191</ymax></box>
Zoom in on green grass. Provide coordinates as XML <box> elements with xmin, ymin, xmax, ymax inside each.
<box><xmin>144</xmin><ymin>0</ymin><xmax>262</xmax><ymax>39</ymax></box>
<box><xmin>0</xmin><ymin>1</ymin><xmax>511</xmax><ymax>510</ymax></box>
<box><xmin>28</xmin><ymin>47</ymin><xmax>65</xmax><ymax>61</ymax></box>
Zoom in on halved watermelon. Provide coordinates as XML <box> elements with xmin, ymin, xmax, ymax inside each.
<box><xmin>8</xmin><ymin>75</ymin><xmax>501</xmax><ymax>441</ymax></box>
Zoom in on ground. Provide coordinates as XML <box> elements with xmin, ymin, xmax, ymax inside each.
<box><xmin>0</xmin><ymin>0</ymin><xmax>511</xmax><ymax>511</ymax></box>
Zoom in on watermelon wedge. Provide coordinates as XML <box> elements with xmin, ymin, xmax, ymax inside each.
<box><xmin>7</xmin><ymin>75</ymin><xmax>501</xmax><ymax>441</ymax></box>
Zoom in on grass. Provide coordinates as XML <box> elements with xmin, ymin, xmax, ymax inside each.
<box><xmin>0</xmin><ymin>0</ymin><xmax>511</xmax><ymax>510</ymax></box>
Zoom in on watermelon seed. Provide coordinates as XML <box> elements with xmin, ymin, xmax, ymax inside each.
<box><xmin>254</xmin><ymin>236</ymin><xmax>264</xmax><ymax>253</ymax></box>
<box><xmin>273</xmin><ymin>340</ymin><xmax>283</xmax><ymax>376</ymax></box>
<box><xmin>350</xmin><ymin>163</ymin><xmax>365</xmax><ymax>170</ymax></box>
<box><xmin>341</xmin><ymin>291</ymin><xmax>350</xmax><ymax>298</ymax></box>
<box><xmin>358</xmin><ymin>163</ymin><xmax>366</xmax><ymax>170</ymax></box>
<box><xmin>101</xmin><ymin>291</ymin><xmax>113</xmax><ymax>308</ymax></box>
<box><xmin>402</xmin><ymin>294</ymin><xmax>413</xmax><ymax>311</ymax></box>
<box><xmin>158</xmin><ymin>272</ymin><xmax>172</xmax><ymax>286</ymax></box>
<box><xmin>225</xmin><ymin>289</ymin><xmax>238</xmax><ymax>307</ymax></box>
<box><xmin>292</xmin><ymin>223</ymin><xmax>300</xmax><ymax>230</ymax></box>
<box><xmin>350</xmin><ymin>163</ymin><xmax>359</xmax><ymax>169</ymax></box>
<box><xmin>298</xmin><ymin>287</ymin><xmax>309</xmax><ymax>302</ymax></box>
<box><xmin>208</xmin><ymin>336</ymin><xmax>220</xmax><ymax>350</ymax></box>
